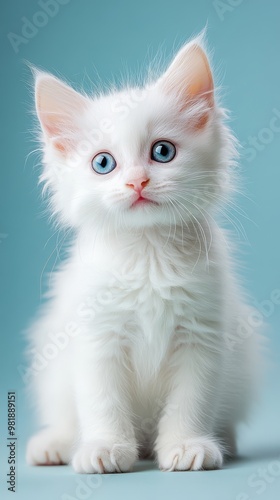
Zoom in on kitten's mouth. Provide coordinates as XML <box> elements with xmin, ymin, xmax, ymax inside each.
<box><xmin>131</xmin><ymin>196</ymin><xmax>158</xmax><ymax>208</ymax></box>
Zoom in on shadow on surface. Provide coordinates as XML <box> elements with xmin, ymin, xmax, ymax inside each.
<box><xmin>132</xmin><ymin>460</ymin><xmax>157</xmax><ymax>472</ymax></box>
<box><xmin>226</xmin><ymin>444</ymin><xmax>280</xmax><ymax>468</ymax></box>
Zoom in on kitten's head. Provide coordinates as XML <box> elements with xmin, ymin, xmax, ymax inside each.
<box><xmin>35</xmin><ymin>37</ymin><xmax>236</xmax><ymax>232</ymax></box>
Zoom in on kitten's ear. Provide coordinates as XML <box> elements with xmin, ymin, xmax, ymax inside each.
<box><xmin>159</xmin><ymin>41</ymin><xmax>214</xmax><ymax>127</ymax></box>
<box><xmin>35</xmin><ymin>71</ymin><xmax>88</xmax><ymax>153</ymax></box>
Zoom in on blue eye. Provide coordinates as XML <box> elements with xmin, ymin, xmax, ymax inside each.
<box><xmin>151</xmin><ymin>141</ymin><xmax>176</xmax><ymax>163</ymax></box>
<box><xmin>91</xmin><ymin>152</ymin><xmax>116</xmax><ymax>175</ymax></box>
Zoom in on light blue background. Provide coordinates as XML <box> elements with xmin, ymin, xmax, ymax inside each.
<box><xmin>1</xmin><ymin>0</ymin><xmax>280</xmax><ymax>499</ymax></box>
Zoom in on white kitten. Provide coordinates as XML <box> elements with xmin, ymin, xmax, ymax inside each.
<box><xmin>26</xmin><ymin>36</ymin><xmax>258</xmax><ymax>473</ymax></box>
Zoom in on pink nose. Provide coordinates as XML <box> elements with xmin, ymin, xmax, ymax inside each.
<box><xmin>126</xmin><ymin>177</ymin><xmax>150</xmax><ymax>194</ymax></box>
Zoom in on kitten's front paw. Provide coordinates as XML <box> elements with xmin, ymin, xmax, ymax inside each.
<box><xmin>157</xmin><ymin>436</ymin><xmax>223</xmax><ymax>471</ymax></box>
<box><xmin>72</xmin><ymin>440</ymin><xmax>138</xmax><ymax>473</ymax></box>
<box><xmin>26</xmin><ymin>428</ymin><xmax>74</xmax><ymax>465</ymax></box>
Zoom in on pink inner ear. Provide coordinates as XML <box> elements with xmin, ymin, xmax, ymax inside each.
<box><xmin>39</xmin><ymin>111</ymin><xmax>64</xmax><ymax>137</ymax></box>
<box><xmin>39</xmin><ymin>111</ymin><xmax>71</xmax><ymax>153</ymax></box>
<box><xmin>35</xmin><ymin>73</ymin><xmax>87</xmax><ymax>154</ymax></box>
<box><xmin>186</xmin><ymin>46</ymin><xmax>214</xmax><ymax>107</ymax></box>
<box><xmin>161</xmin><ymin>43</ymin><xmax>214</xmax><ymax>129</ymax></box>
<box><xmin>52</xmin><ymin>139</ymin><xmax>67</xmax><ymax>153</ymax></box>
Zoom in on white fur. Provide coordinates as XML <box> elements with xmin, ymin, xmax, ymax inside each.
<box><xmin>26</xmin><ymin>38</ymin><xmax>258</xmax><ymax>473</ymax></box>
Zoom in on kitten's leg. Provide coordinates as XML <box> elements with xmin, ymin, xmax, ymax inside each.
<box><xmin>72</xmin><ymin>334</ymin><xmax>138</xmax><ymax>474</ymax></box>
<box><xmin>26</xmin><ymin>355</ymin><xmax>77</xmax><ymax>465</ymax></box>
<box><xmin>156</xmin><ymin>343</ymin><xmax>224</xmax><ymax>471</ymax></box>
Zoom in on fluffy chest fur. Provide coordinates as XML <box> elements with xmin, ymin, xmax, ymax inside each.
<box><xmin>74</xmin><ymin>225</ymin><xmax>223</xmax><ymax>379</ymax></box>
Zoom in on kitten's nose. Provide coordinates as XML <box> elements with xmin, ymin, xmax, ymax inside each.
<box><xmin>126</xmin><ymin>177</ymin><xmax>150</xmax><ymax>194</ymax></box>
